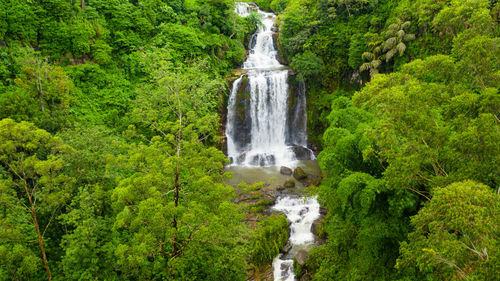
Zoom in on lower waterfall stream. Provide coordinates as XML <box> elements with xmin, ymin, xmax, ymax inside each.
<box><xmin>272</xmin><ymin>196</ymin><xmax>321</xmax><ymax>281</ymax></box>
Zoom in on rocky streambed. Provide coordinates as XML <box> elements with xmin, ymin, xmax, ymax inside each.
<box><xmin>226</xmin><ymin>161</ymin><xmax>325</xmax><ymax>280</ymax></box>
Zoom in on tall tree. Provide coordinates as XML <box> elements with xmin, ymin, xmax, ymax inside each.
<box><xmin>397</xmin><ymin>180</ymin><xmax>498</xmax><ymax>280</ymax></box>
<box><xmin>0</xmin><ymin>118</ymin><xmax>74</xmax><ymax>280</ymax></box>
<box><xmin>109</xmin><ymin>60</ymin><xmax>246</xmax><ymax>280</ymax></box>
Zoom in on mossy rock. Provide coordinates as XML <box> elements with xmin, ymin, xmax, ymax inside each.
<box><xmin>293</xmin><ymin>167</ymin><xmax>307</xmax><ymax>180</ymax></box>
<box><xmin>284</xmin><ymin>179</ymin><xmax>295</xmax><ymax>188</ymax></box>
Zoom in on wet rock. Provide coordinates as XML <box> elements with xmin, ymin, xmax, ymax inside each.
<box><xmin>293</xmin><ymin>167</ymin><xmax>307</xmax><ymax>180</ymax></box>
<box><xmin>300</xmin><ymin>178</ymin><xmax>320</xmax><ymax>187</ymax></box>
<box><xmin>298</xmin><ymin>207</ymin><xmax>309</xmax><ymax>216</ymax></box>
<box><xmin>280</xmin><ymin>166</ymin><xmax>293</xmax><ymax>175</ymax></box>
<box><xmin>232</xmin><ymin>68</ymin><xmax>248</xmax><ymax>77</ymax></box>
<box><xmin>295</xmin><ymin>249</ymin><xmax>308</xmax><ymax>266</ymax></box>
<box><xmin>289</xmin><ymin>146</ymin><xmax>314</xmax><ymax>160</ymax></box>
<box><xmin>228</xmin><ymin>75</ymin><xmax>252</xmax><ymax>153</ymax></box>
<box><xmin>311</xmin><ymin>216</ymin><xmax>325</xmax><ymax>239</ymax></box>
<box><xmin>280</xmin><ymin>262</ymin><xmax>292</xmax><ymax>279</ymax></box>
<box><xmin>249</xmin><ymin>154</ymin><xmax>275</xmax><ymax>166</ymax></box>
<box><xmin>248</xmin><ymin>33</ymin><xmax>258</xmax><ymax>49</ymax></box>
<box><xmin>233</xmin><ymin>193</ymin><xmax>255</xmax><ymax>204</ymax></box>
<box><xmin>300</xmin><ymin>274</ymin><xmax>312</xmax><ymax>281</ymax></box>
<box><xmin>283</xmin><ymin>242</ymin><xmax>292</xmax><ymax>253</ymax></box>
<box><xmin>236</xmin><ymin>152</ymin><xmax>247</xmax><ymax>164</ymax></box>
<box><xmin>283</xmin><ymin>179</ymin><xmax>295</xmax><ymax>188</ymax></box>
<box><xmin>285</xmin><ymin>75</ymin><xmax>308</xmax><ymax>146</ymax></box>
<box><xmin>262</xmin><ymin>188</ymin><xmax>278</xmax><ymax>199</ymax></box>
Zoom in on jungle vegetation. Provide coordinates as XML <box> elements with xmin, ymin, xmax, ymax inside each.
<box><xmin>0</xmin><ymin>0</ymin><xmax>499</xmax><ymax>280</ymax></box>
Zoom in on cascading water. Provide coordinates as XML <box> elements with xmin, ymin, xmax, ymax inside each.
<box><xmin>227</xmin><ymin>2</ymin><xmax>314</xmax><ymax>167</ymax></box>
<box><xmin>272</xmin><ymin>196</ymin><xmax>320</xmax><ymax>281</ymax></box>
<box><xmin>230</xmin><ymin>4</ymin><xmax>321</xmax><ymax>281</ymax></box>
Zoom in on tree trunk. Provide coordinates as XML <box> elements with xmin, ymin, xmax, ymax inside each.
<box><xmin>345</xmin><ymin>3</ymin><xmax>351</xmax><ymax>17</ymax></box>
<box><xmin>81</xmin><ymin>0</ymin><xmax>85</xmax><ymax>11</ymax></box>
<box><xmin>171</xmin><ymin>93</ymin><xmax>183</xmax><ymax>257</ymax></box>
<box><xmin>33</xmin><ymin>208</ymin><xmax>52</xmax><ymax>280</ymax></box>
<box><xmin>172</xmin><ymin>162</ymin><xmax>180</xmax><ymax>255</ymax></box>
<box><xmin>35</xmin><ymin>61</ymin><xmax>45</xmax><ymax>112</ymax></box>
<box><xmin>23</xmin><ymin>181</ymin><xmax>51</xmax><ymax>280</ymax></box>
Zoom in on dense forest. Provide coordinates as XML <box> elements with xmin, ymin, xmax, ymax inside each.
<box><xmin>0</xmin><ymin>0</ymin><xmax>498</xmax><ymax>281</ymax></box>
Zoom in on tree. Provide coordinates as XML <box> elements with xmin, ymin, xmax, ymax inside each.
<box><xmin>360</xmin><ymin>19</ymin><xmax>415</xmax><ymax>77</ymax></box>
<box><xmin>0</xmin><ymin>118</ymin><xmax>74</xmax><ymax>280</ymax></box>
<box><xmin>109</xmin><ymin>61</ymin><xmax>247</xmax><ymax>280</ymax></box>
<box><xmin>433</xmin><ymin>0</ymin><xmax>492</xmax><ymax>37</ymax></box>
<box><xmin>333</xmin><ymin>0</ymin><xmax>370</xmax><ymax>17</ymax></box>
<box><xmin>4</xmin><ymin>49</ymin><xmax>75</xmax><ymax>132</ymax></box>
<box><xmin>354</xmin><ymin>56</ymin><xmax>500</xmax><ymax>195</ymax></box>
<box><xmin>451</xmin><ymin>35</ymin><xmax>500</xmax><ymax>89</ymax></box>
<box><xmin>382</xmin><ymin>19</ymin><xmax>415</xmax><ymax>63</ymax></box>
<box><xmin>360</xmin><ymin>33</ymin><xmax>384</xmax><ymax>77</ymax></box>
<box><xmin>291</xmin><ymin>50</ymin><xmax>324</xmax><ymax>80</ymax></box>
<box><xmin>396</xmin><ymin>180</ymin><xmax>499</xmax><ymax>280</ymax></box>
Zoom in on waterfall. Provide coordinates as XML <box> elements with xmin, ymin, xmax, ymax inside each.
<box><xmin>227</xmin><ymin>2</ymin><xmax>314</xmax><ymax>167</ymax></box>
<box><xmin>229</xmin><ymin>4</ymin><xmax>321</xmax><ymax>281</ymax></box>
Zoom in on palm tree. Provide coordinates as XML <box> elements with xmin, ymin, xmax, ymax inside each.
<box><xmin>382</xmin><ymin>19</ymin><xmax>415</xmax><ymax>62</ymax></box>
<box><xmin>360</xmin><ymin>37</ymin><xmax>384</xmax><ymax>77</ymax></box>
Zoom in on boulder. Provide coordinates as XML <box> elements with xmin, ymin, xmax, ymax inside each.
<box><xmin>293</xmin><ymin>167</ymin><xmax>307</xmax><ymax>180</ymax></box>
<box><xmin>289</xmin><ymin>146</ymin><xmax>314</xmax><ymax>161</ymax></box>
<box><xmin>311</xmin><ymin>216</ymin><xmax>325</xmax><ymax>239</ymax></box>
<box><xmin>295</xmin><ymin>249</ymin><xmax>308</xmax><ymax>266</ymax></box>
<box><xmin>283</xmin><ymin>179</ymin><xmax>295</xmax><ymax>188</ymax></box>
<box><xmin>280</xmin><ymin>166</ymin><xmax>293</xmax><ymax>175</ymax></box>
<box><xmin>300</xmin><ymin>274</ymin><xmax>312</xmax><ymax>281</ymax></box>
<box><xmin>236</xmin><ymin>152</ymin><xmax>247</xmax><ymax>164</ymax></box>
<box><xmin>283</xmin><ymin>242</ymin><xmax>292</xmax><ymax>254</ymax></box>
<box><xmin>232</xmin><ymin>68</ymin><xmax>248</xmax><ymax>77</ymax></box>
<box><xmin>300</xmin><ymin>177</ymin><xmax>321</xmax><ymax>187</ymax></box>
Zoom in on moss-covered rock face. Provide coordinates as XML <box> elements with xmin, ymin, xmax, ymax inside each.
<box><xmin>230</xmin><ymin>74</ymin><xmax>252</xmax><ymax>152</ymax></box>
<box><xmin>285</xmin><ymin>73</ymin><xmax>308</xmax><ymax>146</ymax></box>
<box><xmin>273</xmin><ymin>31</ymin><xmax>289</xmax><ymax>65</ymax></box>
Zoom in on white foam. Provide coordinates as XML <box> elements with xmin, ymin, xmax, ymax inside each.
<box><xmin>272</xmin><ymin>196</ymin><xmax>321</xmax><ymax>280</ymax></box>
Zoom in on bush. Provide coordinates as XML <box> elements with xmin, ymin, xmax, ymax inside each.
<box><xmin>249</xmin><ymin>214</ymin><xmax>289</xmax><ymax>266</ymax></box>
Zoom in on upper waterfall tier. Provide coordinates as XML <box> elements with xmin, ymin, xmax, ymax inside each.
<box><xmin>243</xmin><ymin>12</ymin><xmax>281</xmax><ymax>70</ymax></box>
<box><xmin>226</xmin><ymin>3</ymin><xmax>314</xmax><ymax>167</ymax></box>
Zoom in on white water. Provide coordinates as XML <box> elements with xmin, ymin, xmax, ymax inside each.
<box><xmin>272</xmin><ymin>196</ymin><xmax>321</xmax><ymax>281</ymax></box>
<box><xmin>227</xmin><ymin>3</ymin><xmax>313</xmax><ymax>167</ymax></box>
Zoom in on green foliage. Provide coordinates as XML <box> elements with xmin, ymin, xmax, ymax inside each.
<box><xmin>0</xmin><ymin>118</ymin><xmax>75</xmax><ymax>280</ymax></box>
<box><xmin>249</xmin><ymin>214</ymin><xmax>289</xmax><ymax>266</ymax></box>
<box><xmin>348</xmin><ymin>34</ymin><xmax>366</xmax><ymax>69</ymax></box>
<box><xmin>0</xmin><ymin>1</ymin><xmax>259</xmax><ymax>279</ymax></box>
<box><xmin>0</xmin><ymin>48</ymin><xmax>74</xmax><ymax>132</ymax></box>
<box><xmin>291</xmin><ymin>51</ymin><xmax>324</xmax><ymax>80</ymax></box>
<box><xmin>301</xmin><ymin>0</ymin><xmax>500</xmax><ymax>279</ymax></box>
<box><xmin>396</xmin><ymin>180</ymin><xmax>499</xmax><ymax>280</ymax></box>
